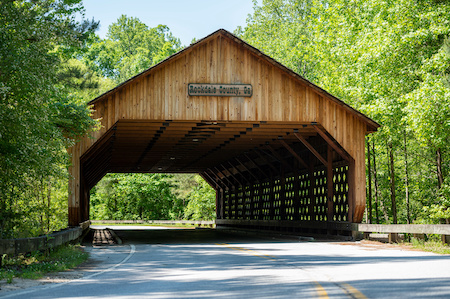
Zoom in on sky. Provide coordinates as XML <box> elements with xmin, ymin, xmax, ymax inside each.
<box><xmin>82</xmin><ymin>0</ymin><xmax>257</xmax><ymax>46</ymax></box>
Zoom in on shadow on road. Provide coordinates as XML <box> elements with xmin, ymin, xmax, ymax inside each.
<box><xmin>112</xmin><ymin>228</ymin><xmax>262</xmax><ymax>245</ymax></box>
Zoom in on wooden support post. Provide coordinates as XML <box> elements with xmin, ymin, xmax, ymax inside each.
<box><xmin>280</xmin><ymin>171</ymin><xmax>286</xmax><ymax>220</ymax></box>
<box><xmin>258</xmin><ymin>182</ymin><xmax>264</xmax><ymax>220</ymax></box>
<box><xmin>250</xmin><ymin>184</ymin><xmax>256</xmax><ymax>219</ymax></box>
<box><xmin>235</xmin><ymin>187</ymin><xmax>240</xmax><ymax>219</ymax></box>
<box><xmin>293</xmin><ymin>166</ymin><xmax>300</xmax><ymax>221</ymax></box>
<box><xmin>309</xmin><ymin>160</ymin><xmax>316</xmax><ymax>221</ymax></box>
<box><xmin>347</xmin><ymin>159</ymin><xmax>356</xmax><ymax>223</ymax></box>
<box><xmin>80</xmin><ymin>171</ymin><xmax>90</xmax><ymax>224</ymax></box>
<box><xmin>269</xmin><ymin>177</ymin><xmax>275</xmax><ymax>220</ymax></box>
<box><xmin>327</xmin><ymin>145</ymin><xmax>334</xmax><ymax>222</ymax></box>
<box><xmin>219</xmin><ymin>189</ymin><xmax>225</xmax><ymax>219</ymax></box>
<box><xmin>228</xmin><ymin>190</ymin><xmax>233</xmax><ymax>219</ymax></box>
<box><xmin>311</xmin><ymin>124</ymin><xmax>357</xmax><ymax>223</ymax></box>
<box><xmin>216</xmin><ymin>190</ymin><xmax>221</xmax><ymax>219</ymax></box>
<box><xmin>389</xmin><ymin>233</ymin><xmax>399</xmax><ymax>243</ymax></box>
<box><xmin>442</xmin><ymin>235</ymin><xmax>450</xmax><ymax>245</ymax></box>
<box><xmin>242</xmin><ymin>185</ymin><xmax>247</xmax><ymax>219</ymax></box>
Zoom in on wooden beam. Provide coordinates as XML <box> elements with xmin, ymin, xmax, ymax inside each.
<box><xmin>235</xmin><ymin>157</ymin><xmax>260</xmax><ymax>183</ymax></box>
<box><xmin>253</xmin><ymin>149</ymin><xmax>278</xmax><ymax>173</ymax></box>
<box><xmin>244</xmin><ymin>153</ymin><xmax>272</xmax><ymax>178</ymax></box>
<box><xmin>311</xmin><ymin>125</ymin><xmax>351</xmax><ymax>161</ymax></box>
<box><xmin>278</xmin><ymin>139</ymin><xmax>308</xmax><ymax>169</ymax></box>
<box><xmin>200</xmin><ymin>172</ymin><xmax>219</xmax><ymax>190</ymax></box>
<box><xmin>228</xmin><ymin>161</ymin><xmax>252</xmax><ymax>185</ymax></box>
<box><xmin>214</xmin><ymin>166</ymin><xmax>237</xmax><ymax>188</ymax></box>
<box><xmin>264</xmin><ymin>145</ymin><xmax>293</xmax><ymax>172</ymax></box>
<box><xmin>206</xmin><ymin>169</ymin><xmax>229</xmax><ymax>190</ymax></box>
<box><xmin>220</xmin><ymin>164</ymin><xmax>242</xmax><ymax>187</ymax></box>
<box><xmin>293</xmin><ymin>132</ymin><xmax>327</xmax><ymax>166</ymax></box>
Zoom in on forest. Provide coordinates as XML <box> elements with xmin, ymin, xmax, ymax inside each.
<box><xmin>1</xmin><ymin>0</ymin><xmax>449</xmax><ymax>239</ymax></box>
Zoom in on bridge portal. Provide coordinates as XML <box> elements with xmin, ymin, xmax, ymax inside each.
<box><xmin>68</xmin><ymin>29</ymin><xmax>379</xmax><ymax>236</ymax></box>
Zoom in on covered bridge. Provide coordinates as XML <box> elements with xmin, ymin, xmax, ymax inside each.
<box><xmin>68</xmin><ymin>29</ymin><xmax>379</xmax><ymax>236</ymax></box>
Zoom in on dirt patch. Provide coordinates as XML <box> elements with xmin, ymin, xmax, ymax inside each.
<box><xmin>338</xmin><ymin>239</ymin><xmax>423</xmax><ymax>252</ymax></box>
<box><xmin>0</xmin><ymin>270</ymin><xmax>83</xmax><ymax>293</ymax></box>
<box><xmin>0</xmin><ymin>253</ymin><xmax>96</xmax><ymax>294</ymax></box>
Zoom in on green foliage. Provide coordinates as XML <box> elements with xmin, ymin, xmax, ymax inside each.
<box><xmin>90</xmin><ymin>173</ymin><xmax>178</xmax><ymax>220</ymax></box>
<box><xmin>4</xmin><ymin>0</ymin><xmax>450</xmax><ymax>233</ymax></box>
<box><xmin>409</xmin><ymin>236</ymin><xmax>450</xmax><ymax>255</ymax></box>
<box><xmin>0</xmin><ymin>245</ymin><xmax>88</xmax><ymax>282</ymax></box>
<box><xmin>0</xmin><ymin>0</ymin><xmax>99</xmax><ymax>238</ymax></box>
<box><xmin>89</xmin><ymin>174</ymin><xmax>216</xmax><ymax>221</ymax></box>
<box><xmin>183</xmin><ymin>176</ymin><xmax>216</xmax><ymax>221</ymax></box>
<box><xmin>239</xmin><ymin>0</ymin><xmax>450</xmax><ymax>224</ymax></box>
<box><xmin>83</xmin><ymin>15</ymin><xmax>182</xmax><ymax>83</ymax></box>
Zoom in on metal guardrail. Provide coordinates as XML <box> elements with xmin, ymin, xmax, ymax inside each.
<box><xmin>0</xmin><ymin>220</ymin><xmax>91</xmax><ymax>256</ymax></box>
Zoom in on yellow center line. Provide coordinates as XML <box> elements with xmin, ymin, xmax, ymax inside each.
<box><xmin>314</xmin><ymin>282</ymin><xmax>330</xmax><ymax>299</ymax></box>
<box><xmin>216</xmin><ymin>243</ymin><xmax>329</xmax><ymax>298</ymax></box>
<box><xmin>340</xmin><ymin>283</ymin><xmax>368</xmax><ymax>299</ymax></box>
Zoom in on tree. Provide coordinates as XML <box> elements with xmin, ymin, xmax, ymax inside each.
<box><xmin>0</xmin><ymin>0</ymin><xmax>99</xmax><ymax>238</ymax></box>
<box><xmin>183</xmin><ymin>176</ymin><xmax>216</xmax><ymax>221</ymax></box>
<box><xmin>90</xmin><ymin>173</ymin><xmax>178</xmax><ymax>220</ymax></box>
<box><xmin>83</xmin><ymin>15</ymin><xmax>182</xmax><ymax>83</ymax></box>
<box><xmin>238</xmin><ymin>0</ymin><xmax>450</xmax><ymax>224</ymax></box>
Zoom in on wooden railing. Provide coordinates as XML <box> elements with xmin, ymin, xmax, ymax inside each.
<box><xmin>355</xmin><ymin>223</ymin><xmax>450</xmax><ymax>244</ymax></box>
<box><xmin>0</xmin><ymin>221</ymin><xmax>90</xmax><ymax>257</ymax></box>
<box><xmin>92</xmin><ymin>220</ymin><xmax>215</xmax><ymax>227</ymax></box>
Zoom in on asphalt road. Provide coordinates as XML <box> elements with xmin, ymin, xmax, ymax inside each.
<box><xmin>2</xmin><ymin>228</ymin><xmax>450</xmax><ymax>298</ymax></box>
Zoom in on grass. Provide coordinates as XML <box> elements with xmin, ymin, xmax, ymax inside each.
<box><xmin>408</xmin><ymin>235</ymin><xmax>450</xmax><ymax>255</ymax></box>
<box><xmin>0</xmin><ymin>244</ymin><xmax>89</xmax><ymax>283</ymax></box>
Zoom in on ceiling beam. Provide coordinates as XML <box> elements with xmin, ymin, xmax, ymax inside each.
<box><xmin>293</xmin><ymin>132</ymin><xmax>327</xmax><ymax>166</ymax></box>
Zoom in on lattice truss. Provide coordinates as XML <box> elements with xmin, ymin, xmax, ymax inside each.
<box><xmin>220</xmin><ymin>165</ymin><xmax>349</xmax><ymax>222</ymax></box>
<box><xmin>208</xmin><ymin>133</ymin><xmax>351</xmax><ymax>224</ymax></box>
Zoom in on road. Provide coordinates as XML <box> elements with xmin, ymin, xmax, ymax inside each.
<box><xmin>2</xmin><ymin>227</ymin><xmax>450</xmax><ymax>298</ymax></box>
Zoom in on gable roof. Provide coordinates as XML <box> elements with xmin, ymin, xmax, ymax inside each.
<box><xmin>88</xmin><ymin>29</ymin><xmax>380</xmax><ymax>132</ymax></box>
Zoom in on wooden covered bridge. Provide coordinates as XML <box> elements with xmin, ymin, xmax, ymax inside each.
<box><xmin>68</xmin><ymin>29</ymin><xmax>379</xmax><ymax>236</ymax></box>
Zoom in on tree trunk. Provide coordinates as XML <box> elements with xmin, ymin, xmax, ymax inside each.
<box><xmin>437</xmin><ymin>148</ymin><xmax>444</xmax><ymax>190</ymax></box>
<box><xmin>366</xmin><ymin>138</ymin><xmax>373</xmax><ymax>223</ymax></box>
<box><xmin>372</xmin><ymin>141</ymin><xmax>384</xmax><ymax>223</ymax></box>
<box><xmin>388</xmin><ymin>141</ymin><xmax>397</xmax><ymax>224</ymax></box>
<box><xmin>47</xmin><ymin>181</ymin><xmax>52</xmax><ymax>233</ymax></box>
<box><xmin>404</xmin><ymin>133</ymin><xmax>410</xmax><ymax>224</ymax></box>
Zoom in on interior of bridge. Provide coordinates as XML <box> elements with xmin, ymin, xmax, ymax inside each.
<box><xmin>80</xmin><ymin>119</ymin><xmax>352</xmax><ymax>235</ymax></box>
